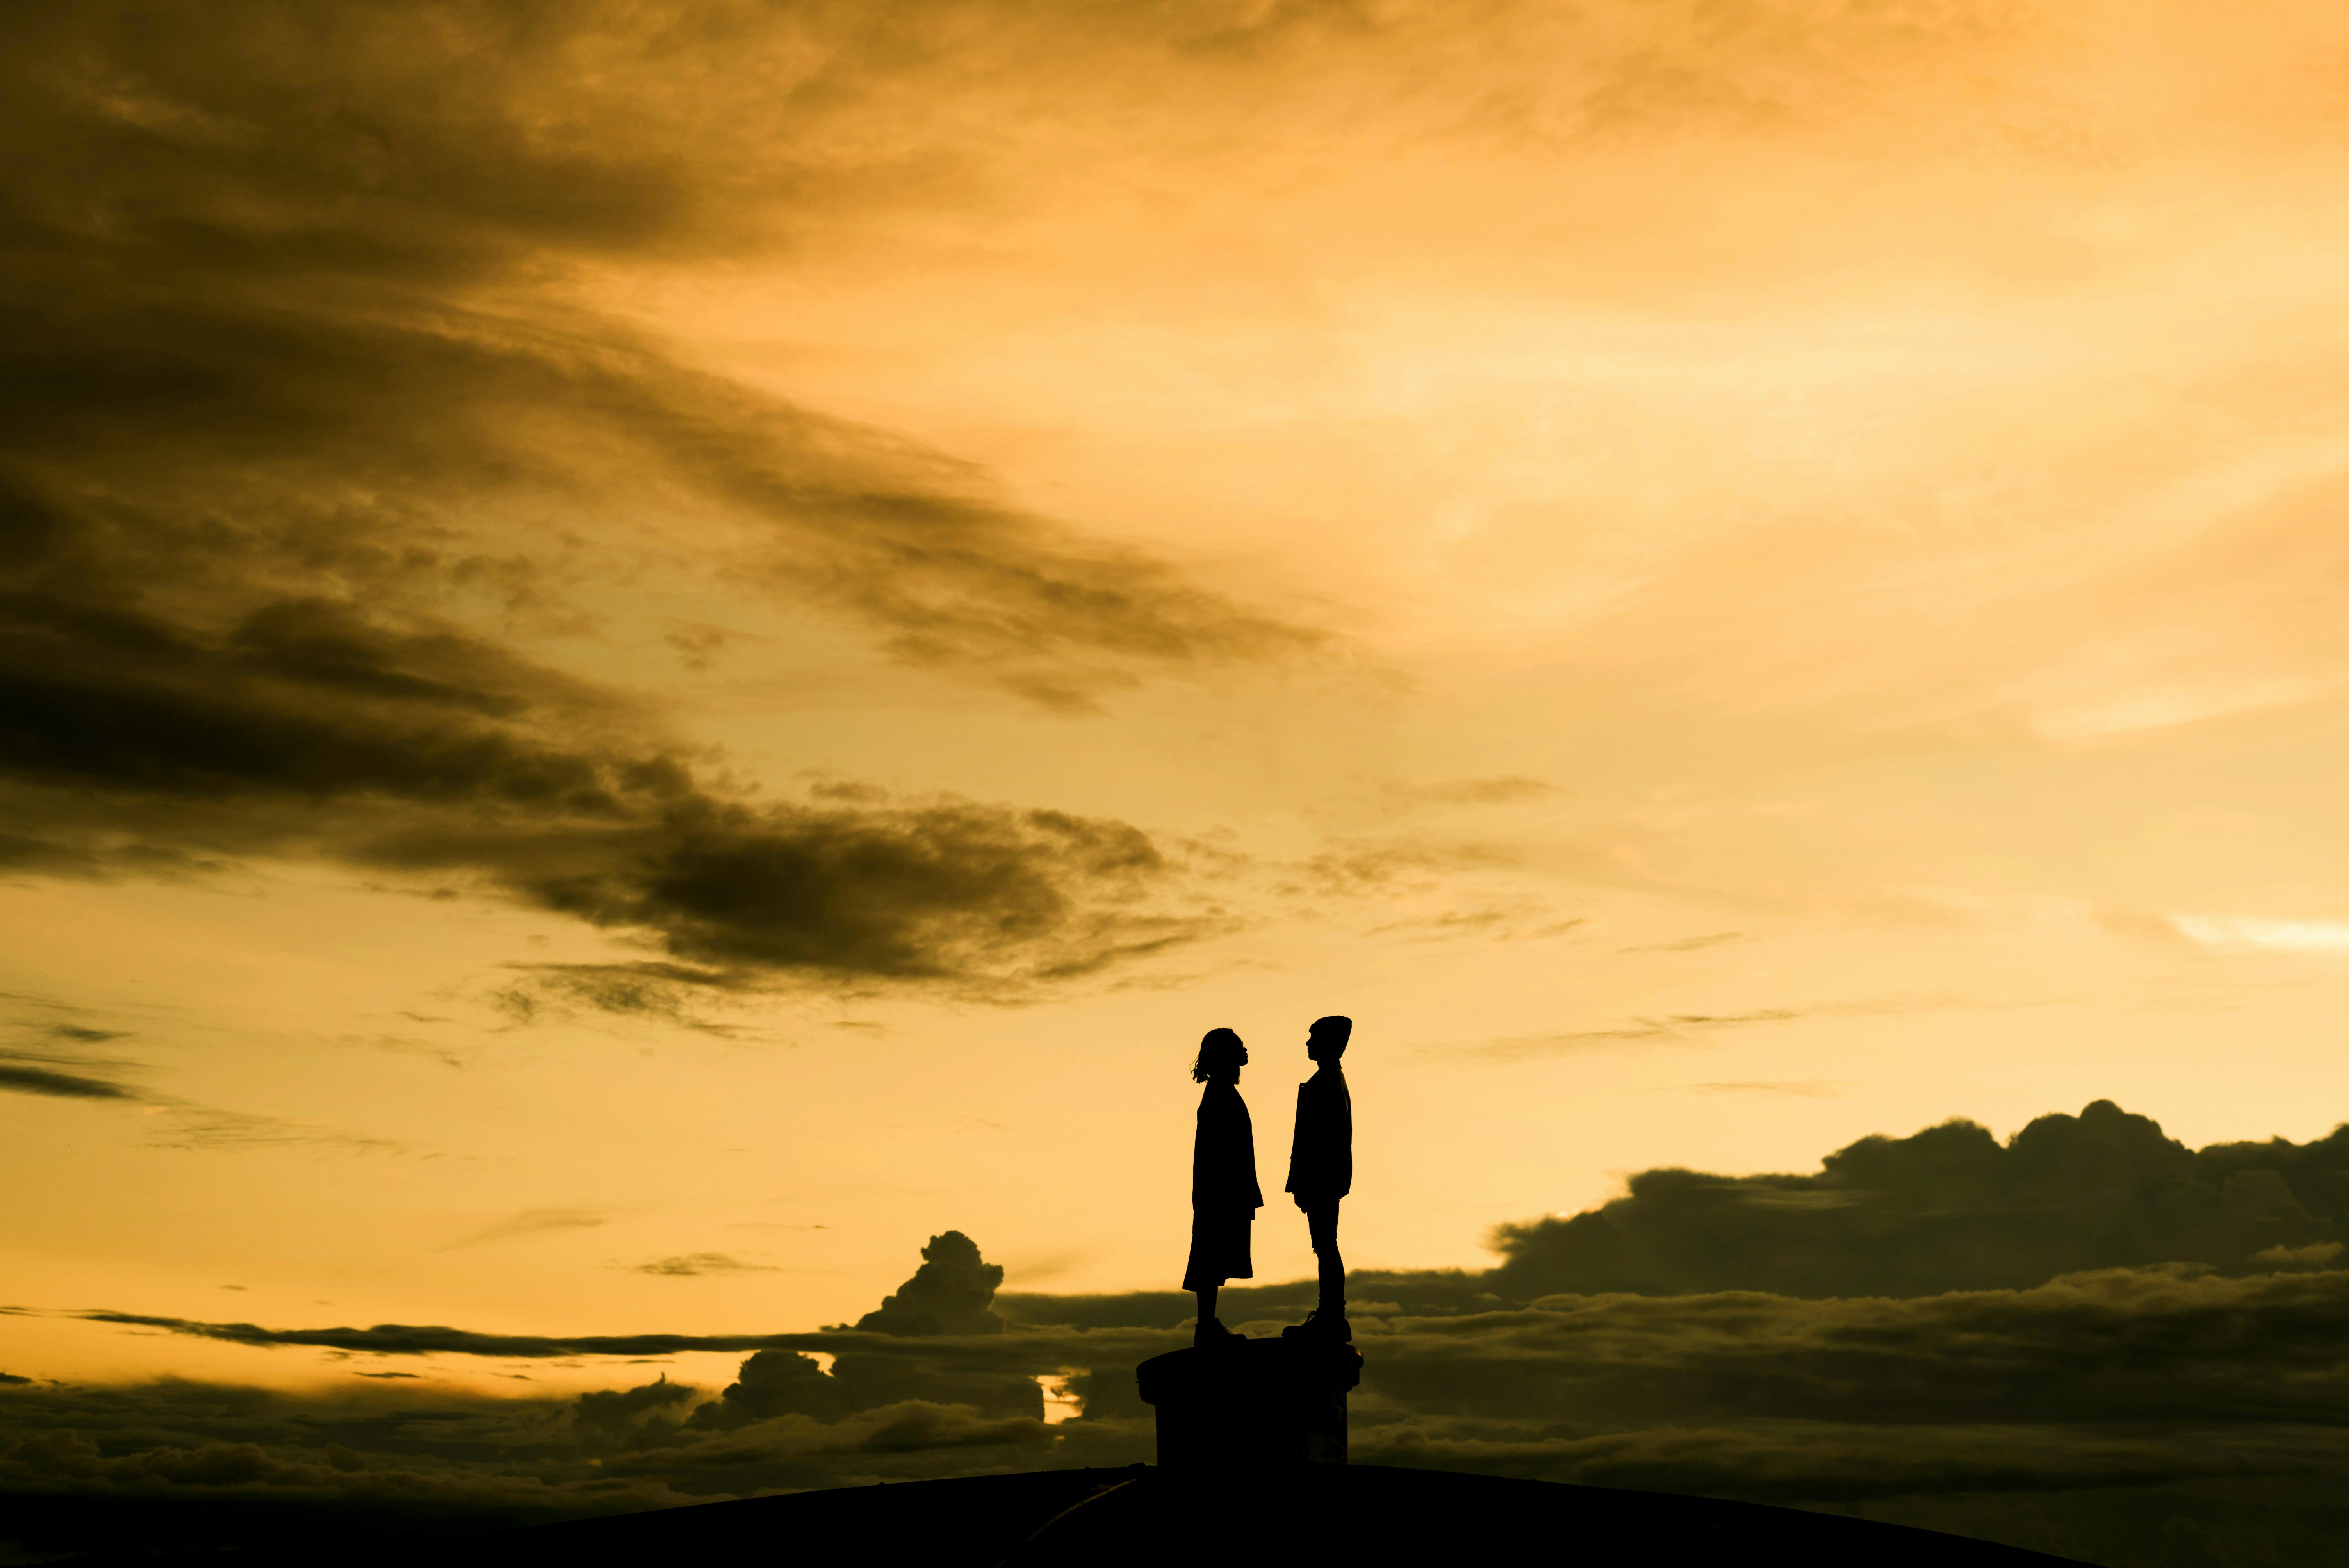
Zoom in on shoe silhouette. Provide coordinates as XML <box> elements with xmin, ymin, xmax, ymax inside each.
<box><xmin>1280</xmin><ymin>1308</ymin><xmax>1352</xmax><ymax>1343</ymax></box>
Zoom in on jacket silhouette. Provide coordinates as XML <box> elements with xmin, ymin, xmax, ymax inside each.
<box><xmin>1284</xmin><ymin>1062</ymin><xmax>1351</xmax><ymax>1202</ymax></box>
<box><xmin>1283</xmin><ymin>1014</ymin><xmax>1355</xmax><ymax>1337</ymax></box>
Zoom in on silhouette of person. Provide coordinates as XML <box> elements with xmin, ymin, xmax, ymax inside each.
<box><xmin>1181</xmin><ymin>1027</ymin><xmax>1260</xmax><ymax>1347</ymax></box>
<box><xmin>1283</xmin><ymin>1015</ymin><xmax>1353</xmax><ymax>1340</ymax></box>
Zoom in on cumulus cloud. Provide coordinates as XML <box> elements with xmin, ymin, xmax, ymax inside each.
<box><xmin>1480</xmin><ymin>1100</ymin><xmax>2343</xmax><ymax>1300</ymax></box>
<box><xmin>853</xmin><ymin>1231</ymin><xmax>1007</xmax><ymax>1337</ymax></box>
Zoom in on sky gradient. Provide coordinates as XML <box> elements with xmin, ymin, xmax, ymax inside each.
<box><xmin>9</xmin><ymin>6</ymin><xmax>2349</xmax><ymax>1559</ymax></box>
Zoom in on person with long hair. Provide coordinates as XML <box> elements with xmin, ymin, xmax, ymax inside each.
<box><xmin>1182</xmin><ymin>1026</ymin><xmax>1260</xmax><ymax>1346</ymax></box>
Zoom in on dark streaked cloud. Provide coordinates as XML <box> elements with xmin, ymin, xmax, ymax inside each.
<box><xmin>0</xmin><ymin>473</ymin><xmax>1224</xmax><ymax>990</ymax></box>
<box><xmin>0</xmin><ymin>1062</ymin><xmax>137</xmax><ymax>1101</ymax></box>
<box><xmin>0</xmin><ymin>551</ymin><xmax>1221</xmax><ymax>991</ymax></box>
<box><xmin>46</xmin><ymin>1024</ymin><xmax>127</xmax><ymax>1044</ymax></box>
<box><xmin>0</xmin><ymin>6</ymin><xmax>1324</xmax><ymax>704</ymax></box>
<box><xmin>373</xmin><ymin>795</ymin><xmax>1204</xmax><ymax>992</ymax></box>
<box><xmin>0</xmin><ymin>1</ymin><xmax>1313</xmax><ymax>1000</ymax></box>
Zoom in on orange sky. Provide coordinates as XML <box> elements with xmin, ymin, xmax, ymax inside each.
<box><xmin>10</xmin><ymin>0</ymin><xmax>2349</xmax><ymax>1397</ymax></box>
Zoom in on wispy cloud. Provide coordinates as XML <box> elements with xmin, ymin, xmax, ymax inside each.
<box><xmin>140</xmin><ymin>1104</ymin><xmax>410</xmax><ymax>1156</ymax></box>
<box><xmin>0</xmin><ymin>1017</ymin><xmax>406</xmax><ymax>1154</ymax></box>
<box><xmin>1365</xmin><ymin>905</ymin><xmax>1584</xmax><ymax>943</ymax></box>
<box><xmin>1440</xmin><ymin>994</ymin><xmax>2065</xmax><ymax>1060</ymax></box>
<box><xmin>624</xmin><ymin>1253</ymin><xmax>780</xmax><ymax>1277</ymax></box>
<box><xmin>1680</xmin><ymin>1080</ymin><xmax>1842</xmax><ymax>1097</ymax></box>
<box><xmin>1620</xmin><ymin>931</ymin><xmax>1747</xmax><ymax>954</ymax></box>
<box><xmin>439</xmin><ymin>1209</ymin><xmax>610</xmax><ymax>1251</ymax></box>
<box><xmin>2172</xmin><ymin>915</ymin><xmax>2349</xmax><ymax>953</ymax></box>
<box><xmin>1384</xmin><ymin>777</ymin><xmax>1563</xmax><ymax>807</ymax></box>
<box><xmin>1453</xmin><ymin>1010</ymin><xmax>1805</xmax><ymax>1060</ymax></box>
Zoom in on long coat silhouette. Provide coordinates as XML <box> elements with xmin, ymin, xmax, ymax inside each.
<box><xmin>1182</xmin><ymin>1079</ymin><xmax>1262</xmax><ymax>1289</ymax></box>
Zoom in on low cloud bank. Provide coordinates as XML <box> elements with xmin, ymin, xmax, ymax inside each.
<box><xmin>19</xmin><ymin>1119</ymin><xmax>2349</xmax><ymax>1565</ymax></box>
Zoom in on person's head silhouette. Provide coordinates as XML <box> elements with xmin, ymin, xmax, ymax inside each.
<box><xmin>1192</xmin><ymin>1027</ymin><xmax>1248</xmax><ymax>1084</ymax></box>
<box><xmin>1306</xmin><ymin>1014</ymin><xmax>1351</xmax><ymax>1064</ymax></box>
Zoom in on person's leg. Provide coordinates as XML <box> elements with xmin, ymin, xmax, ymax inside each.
<box><xmin>1308</xmin><ymin>1201</ymin><xmax>1344</xmax><ymax>1319</ymax></box>
<box><xmin>1194</xmin><ymin>1284</ymin><xmax>1219</xmax><ymax>1342</ymax></box>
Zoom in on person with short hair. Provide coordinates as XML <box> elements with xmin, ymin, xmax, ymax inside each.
<box><xmin>1283</xmin><ymin>1015</ymin><xmax>1353</xmax><ymax>1341</ymax></box>
<box><xmin>1182</xmin><ymin>1027</ymin><xmax>1260</xmax><ymax>1347</ymax></box>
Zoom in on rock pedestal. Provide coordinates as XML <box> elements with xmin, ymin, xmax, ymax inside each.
<box><xmin>1134</xmin><ymin>1336</ymin><xmax>1363</xmax><ymax>1467</ymax></box>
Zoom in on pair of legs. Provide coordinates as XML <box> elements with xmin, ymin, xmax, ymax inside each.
<box><xmin>1303</xmin><ymin>1198</ymin><xmax>1344</xmax><ymax>1318</ymax></box>
<box><xmin>1186</xmin><ymin>1203</ymin><xmax>1342</xmax><ymax>1340</ymax></box>
<box><xmin>1186</xmin><ymin>1205</ymin><xmax>1252</xmax><ymax>1343</ymax></box>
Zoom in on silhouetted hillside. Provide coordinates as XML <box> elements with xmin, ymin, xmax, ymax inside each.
<box><xmin>46</xmin><ymin>1466</ymin><xmax>2085</xmax><ymax>1567</ymax></box>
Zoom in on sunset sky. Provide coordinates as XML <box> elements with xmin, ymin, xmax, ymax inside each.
<box><xmin>11</xmin><ymin>0</ymin><xmax>2349</xmax><ymax>1427</ymax></box>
